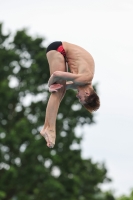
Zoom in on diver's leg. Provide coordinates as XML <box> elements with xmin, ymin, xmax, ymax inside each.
<box><xmin>40</xmin><ymin>53</ymin><xmax>66</xmax><ymax>148</ymax></box>
<box><xmin>40</xmin><ymin>85</ymin><xmax>65</xmax><ymax>148</ymax></box>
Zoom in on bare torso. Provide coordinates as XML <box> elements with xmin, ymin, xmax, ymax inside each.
<box><xmin>47</xmin><ymin>41</ymin><xmax>95</xmax><ymax>87</ymax></box>
<box><xmin>62</xmin><ymin>41</ymin><xmax>95</xmax><ymax>82</ymax></box>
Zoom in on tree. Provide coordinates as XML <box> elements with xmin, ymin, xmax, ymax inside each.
<box><xmin>0</xmin><ymin>23</ymin><xmax>115</xmax><ymax>200</ymax></box>
<box><xmin>117</xmin><ymin>190</ymin><xmax>133</xmax><ymax>200</ymax></box>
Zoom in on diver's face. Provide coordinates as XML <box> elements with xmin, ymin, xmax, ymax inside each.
<box><xmin>76</xmin><ymin>93</ymin><xmax>86</xmax><ymax>104</ymax></box>
<box><xmin>76</xmin><ymin>90</ymin><xmax>90</xmax><ymax>104</ymax></box>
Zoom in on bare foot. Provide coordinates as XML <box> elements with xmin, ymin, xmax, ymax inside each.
<box><xmin>40</xmin><ymin>128</ymin><xmax>56</xmax><ymax>148</ymax></box>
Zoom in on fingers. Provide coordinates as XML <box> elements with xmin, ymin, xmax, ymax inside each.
<box><xmin>49</xmin><ymin>88</ymin><xmax>57</xmax><ymax>92</ymax></box>
<box><xmin>49</xmin><ymin>84</ymin><xmax>63</xmax><ymax>93</ymax></box>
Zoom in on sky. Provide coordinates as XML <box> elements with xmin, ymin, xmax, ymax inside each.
<box><xmin>0</xmin><ymin>0</ymin><xmax>133</xmax><ymax>196</ymax></box>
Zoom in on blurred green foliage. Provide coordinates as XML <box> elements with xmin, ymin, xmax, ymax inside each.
<box><xmin>117</xmin><ymin>190</ymin><xmax>133</xmax><ymax>200</ymax></box>
<box><xmin>0</xmin><ymin>23</ymin><xmax>117</xmax><ymax>200</ymax></box>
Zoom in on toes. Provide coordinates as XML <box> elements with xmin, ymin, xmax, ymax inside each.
<box><xmin>47</xmin><ymin>142</ymin><xmax>54</xmax><ymax>148</ymax></box>
<box><xmin>40</xmin><ymin>130</ymin><xmax>55</xmax><ymax>148</ymax></box>
<box><xmin>49</xmin><ymin>143</ymin><xmax>54</xmax><ymax>148</ymax></box>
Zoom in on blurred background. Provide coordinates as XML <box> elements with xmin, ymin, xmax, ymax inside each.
<box><xmin>0</xmin><ymin>0</ymin><xmax>133</xmax><ymax>199</ymax></box>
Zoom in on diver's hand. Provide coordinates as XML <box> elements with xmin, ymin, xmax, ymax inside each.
<box><xmin>49</xmin><ymin>83</ymin><xmax>63</xmax><ymax>92</ymax></box>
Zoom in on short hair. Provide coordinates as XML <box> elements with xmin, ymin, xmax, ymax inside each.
<box><xmin>83</xmin><ymin>90</ymin><xmax>100</xmax><ymax>113</ymax></box>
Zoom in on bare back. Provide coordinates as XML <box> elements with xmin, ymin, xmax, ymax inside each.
<box><xmin>62</xmin><ymin>42</ymin><xmax>95</xmax><ymax>81</ymax></box>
